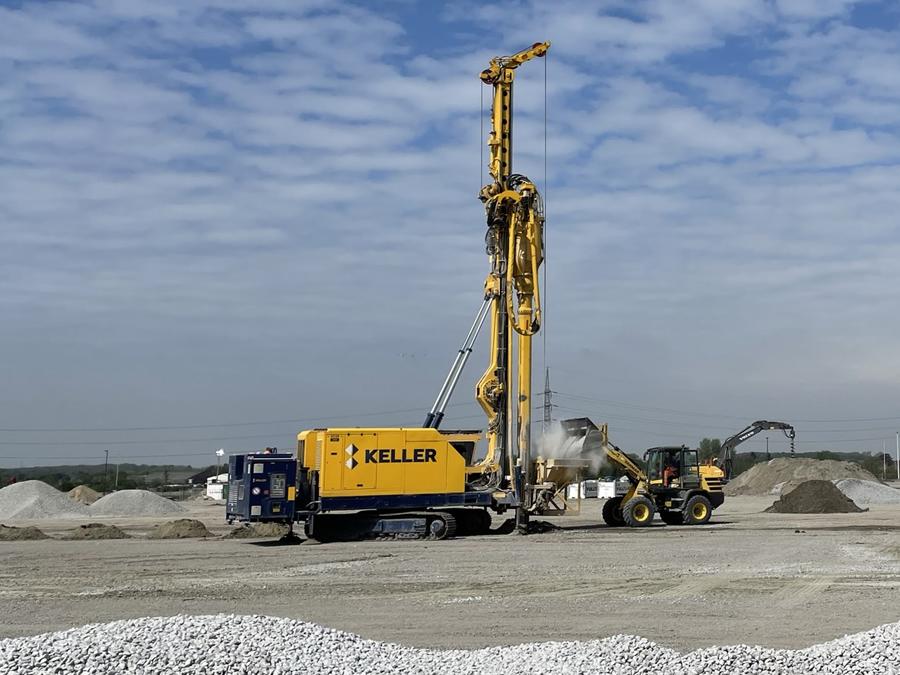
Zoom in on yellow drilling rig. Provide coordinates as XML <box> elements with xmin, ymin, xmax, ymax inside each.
<box><xmin>226</xmin><ymin>42</ymin><xmax>554</xmax><ymax>540</ymax></box>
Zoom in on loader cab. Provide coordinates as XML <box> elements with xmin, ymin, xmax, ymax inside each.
<box><xmin>645</xmin><ymin>446</ymin><xmax>701</xmax><ymax>491</ymax></box>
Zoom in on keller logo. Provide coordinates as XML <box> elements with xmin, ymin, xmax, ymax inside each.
<box><xmin>365</xmin><ymin>448</ymin><xmax>437</xmax><ymax>464</ymax></box>
<box><xmin>345</xmin><ymin>444</ymin><xmax>359</xmax><ymax>469</ymax></box>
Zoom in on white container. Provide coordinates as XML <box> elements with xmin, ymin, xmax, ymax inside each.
<box><xmin>594</xmin><ymin>480</ymin><xmax>630</xmax><ymax>498</ymax></box>
<box><xmin>597</xmin><ymin>481</ymin><xmax>619</xmax><ymax>498</ymax></box>
<box><xmin>206</xmin><ymin>473</ymin><xmax>228</xmax><ymax>500</ymax></box>
<box><xmin>206</xmin><ymin>482</ymin><xmax>225</xmax><ymax>500</ymax></box>
<box><xmin>566</xmin><ymin>480</ymin><xmax>599</xmax><ymax>499</ymax></box>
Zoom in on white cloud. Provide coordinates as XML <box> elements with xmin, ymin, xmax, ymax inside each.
<box><xmin>2</xmin><ymin>0</ymin><xmax>900</xmax><ymax>460</ymax></box>
<box><xmin>776</xmin><ymin>0</ymin><xmax>862</xmax><ymax>20</ymax></box>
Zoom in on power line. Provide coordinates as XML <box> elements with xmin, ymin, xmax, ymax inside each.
<box><xmin>551</xmin><ymin>392</ymin><xmax>750</xmax><ymax>420</ymax></box>
<box><xmin>0</xmin><ymin>402</ymin><xmax>478</xmax><ymax>434</ymax></box>
<box><xmin>0</xmin><ymin>432</ymin><xmax>294</xmax><ymax>447</ymax></box>
<box><xmin>553</xmin><ymin>403</ymin><xmax>891</xmax><ymax>445</ymax></box>
<box><xmin>0</xmin><ymin>449</ymin><xmax>232</xmax><ymax>462</ymax></box>
<box><xmin>0</xmin><ymin>411</ymin><xmax>491</xmax><ymax>453</ymax></box>
<box><xmin>553</xmin><ymin>403</ymin><xmax>900</xmax><ymax>434</ymax></box>
<box><xmin>551</xmin><ymin>390</ymin><xmax>900</xmax><ymax>424</ymax></box>
<box><xmin>5</xmin><ymin>385</ymin><xmax>897</xmax><ymax>446</ymax></box>
<box><xmin>542</xmin><ymin>48</ymin><xmax>549</xmax><ymax>379</ymax></box>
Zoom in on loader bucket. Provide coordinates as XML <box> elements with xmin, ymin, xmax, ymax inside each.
<box><xmin>558</xmin><ymin>417</ymin><xmax>606</xmax><ymax>461</ymax></box>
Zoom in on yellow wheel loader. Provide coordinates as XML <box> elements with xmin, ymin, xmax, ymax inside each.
<box><xmin>560</xmin><ymin>418</ymin><xmax>726</xmax><ymax>527</ymax></box>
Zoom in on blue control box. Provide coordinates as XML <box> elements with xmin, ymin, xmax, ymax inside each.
<box><xmin>226</xmin><ymin>453</ymin><xmax>297</xmax><ymax>523</ymax></box>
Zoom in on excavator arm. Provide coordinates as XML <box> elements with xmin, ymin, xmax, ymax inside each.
<box><xmin>716</xmin><ymin>420</ymin><xmax>796</xmax><ymax>480</ymax></box>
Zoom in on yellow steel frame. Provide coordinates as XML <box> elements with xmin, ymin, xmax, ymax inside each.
<box><xmin>473</xmin><ymin>42</ymin><xmax>549</xmax><ymax>509</ymax></box>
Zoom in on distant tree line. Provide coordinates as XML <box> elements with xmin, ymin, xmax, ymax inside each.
<box><xmin>0</xmin><ymin>463</ymin><xmax>203</xmax><ymax>492</ymax></box>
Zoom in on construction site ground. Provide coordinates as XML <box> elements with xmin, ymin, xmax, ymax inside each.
<box><xmin>2</xmin><ymin>496</ymin><xmax>899</xmax><ymax>651</ymax></box>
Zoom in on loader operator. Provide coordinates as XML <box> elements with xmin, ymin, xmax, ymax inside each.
<box><xmin>663</xmin><ymin>453</ymin><xmax>680</xmax><ymax>487</ymax></box>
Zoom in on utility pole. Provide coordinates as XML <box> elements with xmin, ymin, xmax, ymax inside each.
<box><xmin>115</xmin><ymin>464</ymin><xmax>120</xmax><ymax>490</ymax></box>
<box><xmin>896</xmin><ymin>432</ymin><xmax>899</xmax><ymax>481</ymax></box>
<box><xmin>766</xmin><ymin>436</ymin><xmax>770</xmax><ymax>461</ymax></box>
<box><xmin>884</xmin><ymin>440</ymin><xmax>887</xmax><ymax>481</ymax></box>
<box><xmin>104</xmin><ymin>450</ymin><xmax>109</xmax><ymax>487</ymax></box>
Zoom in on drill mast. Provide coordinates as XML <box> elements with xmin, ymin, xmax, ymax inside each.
<box><xmin>474</xmin><ymin>42</ymin><xmax>549</xmax><ymax>527</ymax></box>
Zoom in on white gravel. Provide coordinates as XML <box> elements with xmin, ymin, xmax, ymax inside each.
<box><xmin>0</xmin><ymin>614</ymin><xmax>897</xmax><ymax>674</ymax></box>
<box><xmin>833</xmin><ymin>478</ymin><xmax>900</xmax><ymax>506</ymax></box>
<box><xmin>89</xmin><ymin>490</ymin><xmax>185</xmax><ymax>517</ymax></box>
<box><xmin>0</xmin><ymin>481</ymin><xmax>88</xmax><ymax>520</ymax></box>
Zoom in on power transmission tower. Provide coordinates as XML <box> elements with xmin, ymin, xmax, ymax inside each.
<box><xmin>542</xmin><ymin>368</ymin><xmax>553</xmax><ymax>434</ymax></box>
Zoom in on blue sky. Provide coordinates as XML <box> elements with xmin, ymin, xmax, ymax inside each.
<box><xmin>2</xmin><ymin>0</ymin><xmax>900</xmax><ymax>467</ymax></box>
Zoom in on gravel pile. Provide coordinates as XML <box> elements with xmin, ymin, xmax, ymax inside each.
<box><xmin>67</xmin><ymin>484</ymin><xmax>101</xmax><ymax>505</ymax></box>
<box><xmin>223</xmin><ymin>522</ymin><xmax>290</xmax><ymax>539</ymax></box>
<box><xmin>725</xmin><ymin>458</ymin><xmax>879</xmax><ymax>496</ymax></box>
<box><xmin>63</xmin><ymin>523</ymin><xmax>131</xmax><ymax>540</ymax></box>
<box><xmin>833</xmin><ymin>478</ymin><xmax>900</xmax><ymax>506</ymax></box>
<box><xmin>147</xmin><ymin>519</ymin><xmax>210</xmax><ymax>539</ymax></box>
<box><xmin>89</xmin><ymin>490</ymin><xmax>186</xmax><ymax>517</ymax></box>
<box><xmin>0</xmin><ymin>614</ymin><xmax>897</xmax><ymax>674</ymax></box>
<box><xmin>766</xmin><ymin>480</ymin><xmax>865</xmax><ymax>514</ymax></box>
<box><xmin>0</xmin><ymin>524</ymin><xmax>48</xmax><ymax>541</ymax></box>
<box><xmin>0</xmin><ymin>480</ymin><xmax>89</xmax><ymax>520</ymax></box>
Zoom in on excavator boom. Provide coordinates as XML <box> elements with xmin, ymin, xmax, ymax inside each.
<box><xmin>717</xmin><ymin>420</ymin><xmax>796</xmax><ymax>479</ymax></box>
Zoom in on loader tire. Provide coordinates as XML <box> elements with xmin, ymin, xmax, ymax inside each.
<box><xmin>659</xmin><ymin>509</ymin><xmax>684</xmax><ymax>526</ymax></box>
<box><xmin>683</xmin><ymin>495</ymin><xmax>712</xmax><ymax>525</ymax></box>
<box><xmin>622</xmin><ymin>496</ymin><xmax>655</xmax><ymax>527</ymax></box>
<box><xmin>602</xmin><ymin>497</ymin><xmax>626</xmax><ymax>527</ymax></box>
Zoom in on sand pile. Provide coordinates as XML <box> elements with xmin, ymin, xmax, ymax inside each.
<box><xmin>64</xmin><ymin>523</ymin><xmax>131</xmax><ymax>540</ymax></box>
<box><xmin>0</xmin><ymin>524</ymin><xmax>49</xmax><ymax>540</ymax></box>
<box><xmin>0</xmin><ymin>480</ymin><xmax>89</xmax><ymax>520</ymax></box>
<box><xmin>148</xmin><ymin>519</ymin><xmax>210</xmax><ymax>539</ymax></box>
<box><xmin>833</xmin><ymin>479</ymin><xmax>900</xmax><ymax>506</ymax></box>
<box><xmin>67</xmin><ymin>485</ymin><xmax>101</xmax><ymax>505</ymax></box>
<box><xmin>89</xmin><ymin>490</ymin><xmax>186</xmax><ymax>517</ymax></box>
<box><xmin>725</xmin><ymin>458</ymin><xmax>879</xmax><ymax>496</ymax></box>
<box><xmin>766</xmin><ymin>480</ymin><xmax>865</xmax><ymax>514</ymax></box>
<box><xmin>224</xmin><ymin>523</ymin><xmax>290</xmax><ymax>539</ymax></box>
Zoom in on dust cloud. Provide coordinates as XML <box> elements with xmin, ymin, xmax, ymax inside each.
<box><xmin>536</xmin><ymin>421</ymin><xmax>607</xmax><ymax>474</ymax></box>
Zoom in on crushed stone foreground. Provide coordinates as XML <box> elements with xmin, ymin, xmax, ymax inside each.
<box><xmin>0</xmin><ymin>614</ymin><xmax>897</xmax><ymax>675</ymax></box>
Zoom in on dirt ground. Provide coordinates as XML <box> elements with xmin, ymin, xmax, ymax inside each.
<box><xmin>2</xmin><ymin>496</ymin><xmax>899</xmax><ymax>651</ymax></box>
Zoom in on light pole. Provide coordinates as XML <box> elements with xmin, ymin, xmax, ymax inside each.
<box><xmin>216</xmin><ymin>448</ymin><xmax>225</xmax><ymax>480</ymax></box>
